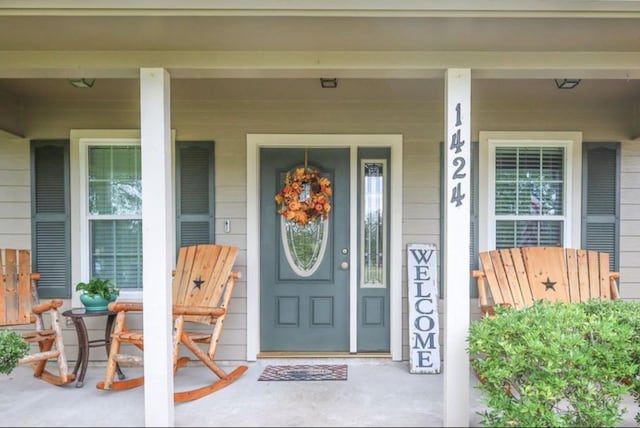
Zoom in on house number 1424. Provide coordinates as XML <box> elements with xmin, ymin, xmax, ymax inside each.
<box><xmin>449</xmin><ymin>102</ymin><xmax>466</xmax><ymax>207</ymax></box>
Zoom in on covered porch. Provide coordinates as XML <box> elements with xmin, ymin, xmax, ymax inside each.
<box><xmin>2</xmin><ymin>359</ymin><xmax>639</xmax><ymax>427</ymax></box>
<box><xmin>2</xmin><ymin>359</ymin><xmax>485</xmax><ymax>427</ymax></box>
<box><xmin>2</xmin><ymin>2</ymin><xmax>640</xmax><ymax>427</ymax></box>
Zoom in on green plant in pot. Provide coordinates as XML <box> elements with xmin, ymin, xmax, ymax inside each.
<box><xmin>76</xmin><ymin>278</ymin><xmax>119</xmax><ymax>312</ymax></box>
<box><xmin>0</xmin><ymin>329</ymin><xmax>29</xmax><ymax>375</ymax></box>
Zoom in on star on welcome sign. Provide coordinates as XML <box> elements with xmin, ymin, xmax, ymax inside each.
<box><xmin>542</xmin><ymin>277</ymin><xmax>556</xmax><ymax>291</ymax></box>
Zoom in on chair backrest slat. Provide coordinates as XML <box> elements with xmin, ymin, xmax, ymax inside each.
<box><xmin>0</xmin><ymin>250</ymin><xmax>5</xmax><ymax>324</ymax></box>
<box><xmin>18</xmin><ymin>250</ymin><xmax>32</xmax><ymax>321</ymax></box>
<box><xmin>2</xmin><ymin>249</ymin><xmax>32</xmax><ymax>326</ymax></box>
<box><xmin>479</xmin><ymin>247</ymin><xmax>615</xmax><ymax>310</ymax></box>
<box><xmin>172</xmin><ymin>244</ymin><xmax>239</xmax><ymax>324</ymax></box>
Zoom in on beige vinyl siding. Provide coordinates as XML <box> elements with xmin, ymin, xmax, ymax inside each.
<box><xmin>620</xmin><ymin>142</ymin><xmax>640</xmax><ymax>300</ymax></box>
<box><xmin>11</xmin><ymin>79</ymin><xmax>636</xmax><ymax>362</ymax></box>
<box><xmin>0</xmin><ymin>137</ymin><xmax>31</xmax><ymax>249</ymax></box>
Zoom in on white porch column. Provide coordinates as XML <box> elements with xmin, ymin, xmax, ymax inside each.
<box><xmin>140</xmin><ymin>68</ymin><xmax>175</xmax><ymax>427</ymax></box>
<box><xmin>443</xmin><ymin>68</ymin><xmax>471</xmax><ymax>427</ymax></box>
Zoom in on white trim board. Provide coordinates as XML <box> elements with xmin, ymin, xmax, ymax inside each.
<box><xmin>246</xmin><ymin>133</ymin><xmax>403</xmax><ymax>361</ymax></box>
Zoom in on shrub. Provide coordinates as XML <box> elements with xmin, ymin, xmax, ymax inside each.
<box><xmin>467</xmin><ymin>299</ymin><xmax>640</xmax><ymax>427</ymax></box>
<box><xmin>0</xmin><ymin>329</ymin><xmax>29</xmax><ymax>375</ymax></box>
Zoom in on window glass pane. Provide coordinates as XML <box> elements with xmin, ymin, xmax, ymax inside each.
<box><xmin>517</xmin><ymin>148</ymin><xmax>541</xmax><ymax>181</ymax></box>
<box><xmin>494</xmin><ymin>145</ymin><xmax>565</xmax><ymax>248</ymax></box>
<box><xmin>359</xmin><ymin>160</ymin><xmax>387</xmax><ymax>288</ymax></box>
<box><xmin>87</xmin><ymin>144</ymin><xmax>142</xmax><ymax>289</ymax></box>
<box><xmin>362</xmin><ymin>161</ymin><xmax>385</xmax><ymax>287</ymax></box>
<box><xmin>282</xmin><ymin>219</ymin><xmax>327</xmax><ymax>276</ymax></box>
<box><xmin>495</xmin><ymin>148</ymin><xmax>517</xmax><ymax>181</ymax></box>
<box><xmin>88</xmin><ymin>146</ymin><xmax>141</xmax><ymax>215</ymax></box>
<box><xmin>279</xmin><ymin>166</ymin><xmax>330</xmax><ymax>278</ymax></box>
<box><xmin>495</xmin><ymin>182</ymin><xmax>516</xmax><ymax>215</ymax></box>
<box><xmin>496</xmin><ymin>220</ymin><xmax>563</xmax><ymax>248</ymax></box>
<box><xmin>91</xmin><ymin>220</ymin><xmax>142</xmax><ymax>288</ymax></box>
<box><xmin>495</xmin><ymin>146</ymin><xmax>564</xmax><ymax>218</ymax></box>
<box><xmin>517</xmin><ymin>181</ymin><xmax>537</xmax><ymax>215</ymax></box>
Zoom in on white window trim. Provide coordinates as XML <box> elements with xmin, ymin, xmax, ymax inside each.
<box><xmin>360</xmin><ymin>158</ymin><xmax>387</xmax><ymax>289</ymax></box>
<box><xmin>71</xmin><ymin>129</ymin><xmax>176</xmax><ymax>307</ymax></box>
<box><xmin>246</xmin><ymin>133</ymin><xmax>403</xmax><ymax>361</ymax></box>
<box><xmin>478</xmin><ymin>131</ymin><xmax>582</xmax><ymax>252</ymax></box>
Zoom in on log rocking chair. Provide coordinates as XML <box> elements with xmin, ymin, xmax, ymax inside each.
<box><xmin>1</xmin><ymin>248</ymin><xmax>75</xmax><ymax>385</ymax></box>
<box><xmin>96</xmin><ymin>244</ymin><xmax>248</xmax><ymax>402</ymax></box>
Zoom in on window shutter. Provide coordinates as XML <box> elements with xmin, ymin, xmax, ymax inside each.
<box><xmin>581</xmin><ymin>142</ymin><xmax>620</xmax><ymax>272</ymax></box>
<box><xmin>469</xmin><ymin>141</ymin><xmax>479</xmax><ymax>298</ymax></box>
<box><xmin>439</xmin><ymin>141</ymin><xmax>479</xmax><ymax>298</ymax></box>
<box><xmin>176</xmin><ymin>141</ymin><xmax>215</xmax><ymax>251</ymax></box>
<box><xmin>31</xmin><ymin>140</ymin><xmax>70</xmax><ymax>298</ymax></box>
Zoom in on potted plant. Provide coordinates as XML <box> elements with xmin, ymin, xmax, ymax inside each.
<box><xmin>75</xmin><ymin>278</ymin><xmax>119</xmax><ymax>312</ymax></box>
<box><xmin>0</xmin><ymin>329</ymin><xmax>29</xmax><ymax>375</ymax></box>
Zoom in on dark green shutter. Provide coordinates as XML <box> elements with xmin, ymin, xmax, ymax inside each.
<box><xmin>175</xmin><ymin>141</ymin><xmax>215</xmax><ymax>252</ymax></box>
<box><xmin>439</xmin><ymin>141</ymin><xmax>479</xmax><ymax>298</ymax></box>
<box><xmin>469</xmin><ymin>141</ymin><xmax>479</xmax><ymax>297</ymax></box>
<box><xmin>581</xmin><ymin>142</ymin><xmax>620</xmax><ymax>272</ymax></box>
<box><xmin>30</xmin><ymin>140</ymin><xmax>70</xmax><ymax>298</ymax></box>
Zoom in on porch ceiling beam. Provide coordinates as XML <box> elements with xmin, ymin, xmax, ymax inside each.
<box><xmin>0</xmin><ymin>86</ymin><xmax>23</xmax><ymax>138</ymax></box>
<box><xmin>2</xmin><ymin>0</ymin><xmax>640</xmax><ymax>18</ymax></box>
<box><xmin>1</xmin><ymin>50</ymin><xmax>640</xmax><ymax>79</ymax></box>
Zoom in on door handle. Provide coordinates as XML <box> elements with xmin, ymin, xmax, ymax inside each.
<box><xmin>340</xmin><ymin>261</ymin><xmax>349</xmax><ymax>270</ymax></box>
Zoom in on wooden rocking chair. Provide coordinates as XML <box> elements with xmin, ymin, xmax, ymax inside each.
<box><xmin>1</xmin><ymin>248</ymin><xmax>75</xmax><ymax>385</ymax></box>
<box><xmin>471</xmin><ymin>246</ymin><xmax>622</xmax><ymax>393</ymax></box>
<box><xmin>96</xmin><ymin>244</ymin><xmax>248</xmax><ymax>403</ymax></box>
<box><xmin>473</xmin><ymin>246</ymin><xmax>620</xmax><ymax>317</ymax></box>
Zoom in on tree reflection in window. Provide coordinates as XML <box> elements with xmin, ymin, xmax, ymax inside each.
<box><xmin>361</xmin><ymin>160</ymin><xmax>386</xmax><ymax>288</ymax></box>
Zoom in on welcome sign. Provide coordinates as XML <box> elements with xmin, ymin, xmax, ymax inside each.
<box><xmin>407</xmin><ymin>243</ymin><xmax>441</xmax><ymax>374</ymax></box>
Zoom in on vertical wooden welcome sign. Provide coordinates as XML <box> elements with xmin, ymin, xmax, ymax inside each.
<box><xmin>407</xmin><ymin>243</ymin><xmax>441</xmax><ymax>373</ymax></box>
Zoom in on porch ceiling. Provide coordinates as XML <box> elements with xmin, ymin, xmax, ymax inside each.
<box><xmin>1</xmin><ymin>77</ymin><xmax>639</xmax><ymax>106</ymax></box>
<box><xmin>0</xmin><ymin>14</ymin><xmax>639</xmax><ymax>81</ymax></box>
<box><xmin>0</xmin><ymin>12</ymin><xmax>639</xmax><ymax>103</ymax></box>
<box><xmin>1</xmin><ymin>15</ymin><xmax>639</xmax><ymax>52</ymax></box>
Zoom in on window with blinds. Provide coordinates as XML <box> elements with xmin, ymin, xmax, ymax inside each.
<box><xmin>494</xmin><ymin>146</ymin><xmax>565</xmax><ymax>248</ymax></box>
<box><xmin>87</xmin><ymin>145</ymin><xmax>142</xmax><ymax>288</ymax></box>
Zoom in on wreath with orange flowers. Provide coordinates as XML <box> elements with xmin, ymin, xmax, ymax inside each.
<box><xmin>274</xmin><ymin>167</ymin><xmax>332</xmax><ymax>226</ymax></box>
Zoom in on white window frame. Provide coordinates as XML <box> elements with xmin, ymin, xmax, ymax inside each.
<box><xmin>79</xmin><ymin>137</ymin><xmax>142</xmax><ymax>287</ymax></box>
<box><xmin>478</xmin><ymin>131</ymin><xmax>583</xmax><ymax>252</ymax></box>
<box><xmin>360</xmin><ymin>158</ymin><xmax>387</xmax><ymax>289</ymax></box>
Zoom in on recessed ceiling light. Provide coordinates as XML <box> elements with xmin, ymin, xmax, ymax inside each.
<box><xmin>68</xmin><ymin>78</ymin><xmax>96</xmax><ymax>89</ymax></box>
<box><xmin>554</xmin><ymin>78</ymin><xmax>581</xmax><ymax>89</ymax></box>
<box><xmin>320</xmin><ymin>78</ymin><xmax>338</xmax><ymax>89</ymax></box>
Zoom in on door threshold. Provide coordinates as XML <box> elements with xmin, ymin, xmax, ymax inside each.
<box><xmin>257</xmin><ymin>351</ymin><xmax>392</xmax><ymax>359</ymax></box>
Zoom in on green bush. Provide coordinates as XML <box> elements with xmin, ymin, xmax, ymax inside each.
<box><xmin>0</xmin><ymin>329</ymin><xmax>29</xmax><ymax>375</ymax></box>
<box><xmin>467</xmin><ymin>300</ymin><xmax>640</xmax><ymax>427</ymax></box>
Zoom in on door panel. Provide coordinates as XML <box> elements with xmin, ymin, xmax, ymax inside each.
<box><xmin>260</xmin><ymin>148</ymin><xmax>350</xmax><ymax>352</ymax></box>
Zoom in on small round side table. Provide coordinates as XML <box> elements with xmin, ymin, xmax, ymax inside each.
<box><xmin>62</xmin><ymin>307</ymin><xmax>126</xmax><ymax>388</ymax></box>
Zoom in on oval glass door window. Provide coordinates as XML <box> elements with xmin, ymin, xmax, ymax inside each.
<box><xmin>281</xmin><ymin>217</ymin><xmax>329</xmax><ymax>277</ymax></box>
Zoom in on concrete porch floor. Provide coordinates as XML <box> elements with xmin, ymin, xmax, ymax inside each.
<box><xmin>0</xmin><ymin>358</ymin><xmax>637</xmax><ymax>427</ymax></box>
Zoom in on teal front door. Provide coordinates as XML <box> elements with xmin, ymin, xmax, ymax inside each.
<box><xmin>260</xmin><ymin>148</ymin><xmax>350</xmax><ymax>352</ymax></box>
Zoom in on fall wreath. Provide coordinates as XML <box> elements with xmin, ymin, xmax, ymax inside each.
<box><xmin>275</xmin><ymin>167</ymin><xmax>332</xmax><ymax>226</ymax></box>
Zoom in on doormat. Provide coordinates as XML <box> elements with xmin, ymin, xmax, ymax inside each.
<box><xmin>258</xmin><ymin>364</ymin><xmax>348</xmax><ymax>381</ymax></box>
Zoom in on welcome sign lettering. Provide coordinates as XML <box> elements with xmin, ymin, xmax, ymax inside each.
<box><xmin>407</xmin><ymin>243</ymin><xmax>441</xmax><ymax>374</ymax></box>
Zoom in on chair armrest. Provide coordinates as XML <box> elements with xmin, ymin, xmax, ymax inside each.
<box><xmin>173</xmin><ymin>305</ymin><xmax>226</xmax><ymax>317</ymax></box>
<box><xmin>108</xmin><ymin>301</ymin><xmax>143</xmax><ymax>312</ymax></box>
<box><xmin>609</xmin><ymin>272</ymin><xmax>620</xmax><ymax>300</ymax></box>
<box><xmin>31</xmin><ymin>299</ymin><xmax>63</xmax><ymax>314</ymax></box>
<box><xmin>472</xmin><ymin>270</ymin><xmax>489</xmax><ymax>309</ymax></box>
